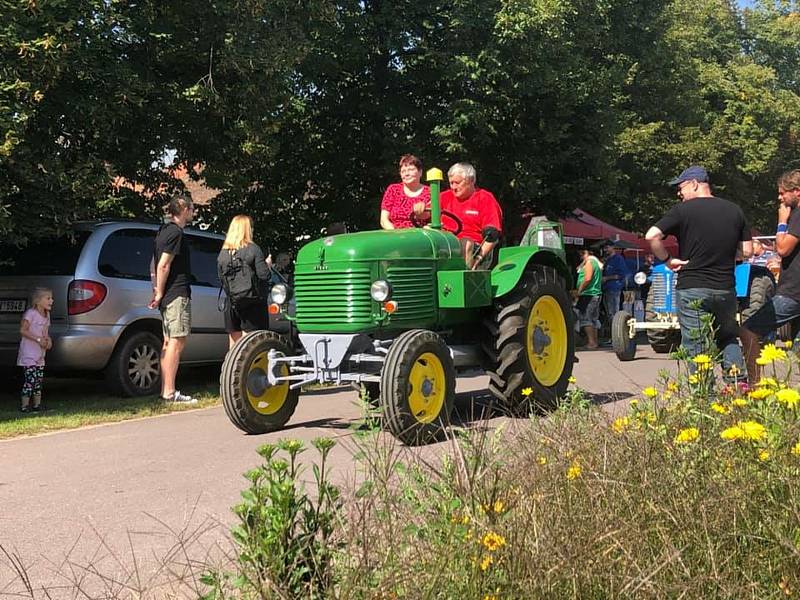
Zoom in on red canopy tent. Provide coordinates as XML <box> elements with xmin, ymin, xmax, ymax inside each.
<box><xmin>559</xmin><ymin>208</ymin><xmax>678</xmax><ymax>255</ymax></box>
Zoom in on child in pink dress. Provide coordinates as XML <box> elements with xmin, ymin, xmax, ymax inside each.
<box><xmin>17</xmin><ymin>288</ymin><xmax>53</xmax><ymax>412</ymax></box>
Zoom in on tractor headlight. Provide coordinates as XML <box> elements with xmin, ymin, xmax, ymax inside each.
<box><xmin>634</xmin><ymin>271</ymin><xmax>648</xmax><ymax>285</ymax></box>
<box><xmin>370</xmin><ymin>280</ymin><xmax>392</xmax><ymax>302</ymax></box>
<box><xmin>270</xmin><ymin>283</ymin><xmax>290</xmax><ymax>305</ymax></box>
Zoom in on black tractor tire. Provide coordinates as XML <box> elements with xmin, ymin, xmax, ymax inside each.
<box><xmin>645</xmin><ymin>285</ymin><xmax>680</xmax><ymax>354</ymax></box>
<box><xmin>381</xmin><ymin>329</ymin><xmax>455</xmax><ymax>446</ymax></box>
<box><xmin>220</xmin><ymin>330</ymin><xmax>299</xmax><ymax>434</ymax></box>
<box><xmin>105</xmin><ymin>330</ymin><xmax>162</xmax><ymax>397</ymax></box>
<box><xmin>612</xmin><ymin>310</ymin><xmax>636</xmax><ymax>361</ymax></box>
<box><xmin>740</xmin><ymin>271</ymin><xmax>775</xmax><ymax>323</ymax></box>
<box><xmin>483</xmin><ymin>265</ymin><xmax>575</xmax><ymax>413</ymax></box>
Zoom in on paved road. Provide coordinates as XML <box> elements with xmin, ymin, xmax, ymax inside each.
<box><xmin>0</xmin><ymin>344</ymin><xmax>676</xmax><ymax>597</ymax></box>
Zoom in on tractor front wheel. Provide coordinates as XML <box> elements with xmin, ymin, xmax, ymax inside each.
<box><xmin>611</xmin><ymin>310</ymin><xmax>636</xmax><ymax>361</ymax></box>
<box><xmin>484</xmin><ymin>265</ymin><xmax>575</xmax><ymax>413</ymax></box>
<box><xmin>220</xmin><ymin>331</ymin><xmax>299</xmax><ymax>434</ymax></box>
<box><xmin>381</xmin><ymin>329</ymin><xmax>455</xmax><ymax>446</ymax></box>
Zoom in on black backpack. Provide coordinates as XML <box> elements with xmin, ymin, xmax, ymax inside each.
<box><xmin>219</xmin><ymin>249</ymin><xmax>261</xmax><ymax>308</ymax></box>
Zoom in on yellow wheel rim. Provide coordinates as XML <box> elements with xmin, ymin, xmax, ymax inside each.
<box><xmin>525</xmin><ymin>296</ymin><xmax>568</xmax><ymax>387</ymax></box>
<box><xmin>407</xmin><ymin>352</ymin><xmax>446</xmax><ymax>424</ymax></box>
<box><xmin>247</xmin><ymin>350</ymin><xmax>289</xmax><ymax>415</ymax></box>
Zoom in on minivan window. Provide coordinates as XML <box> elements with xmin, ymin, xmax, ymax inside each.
<box><xmin>0</xmin><ymin>231</ymin><xmax>92</xmax><ymax>275</ymax></box>
<box><xmin>187</xmin><ymin>235</ymin><xmax>222</xmax><ymax>287</ymax></box>
<box><xmin>98</xmin><ymin>229</ymin><xmax>156</xmax><ymax>280</ymax></box>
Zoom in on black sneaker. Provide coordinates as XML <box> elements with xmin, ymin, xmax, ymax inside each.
<box><xmin>20</xmin><ymin>406</ymin><xmax>30</xmax><ymax>413</ymax></box>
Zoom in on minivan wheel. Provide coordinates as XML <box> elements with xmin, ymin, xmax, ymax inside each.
<box><xmin>106</xmin><ymin>331</ymin><xmax>162</xmax><ymax>397</ymax></box>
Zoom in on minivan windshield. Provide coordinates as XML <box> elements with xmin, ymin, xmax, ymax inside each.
<box><xmin>0</xmin><ymin>231</ymin><xmax>92</xmax><ymax>275</ymax></box>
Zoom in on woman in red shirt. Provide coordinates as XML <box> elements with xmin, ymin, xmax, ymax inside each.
<box><xmin>379</xmin><ymin>154</ymin><xmax>431</xmax><ymax>229</ymax></box>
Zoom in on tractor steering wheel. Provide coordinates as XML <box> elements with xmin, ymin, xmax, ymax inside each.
<box><xmin>409</xmin><ymin>209</ymin><xmax>463</xmax><ymax>237</ymax></box>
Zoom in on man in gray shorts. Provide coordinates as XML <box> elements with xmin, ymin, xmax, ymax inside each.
<box><xmin>148</xmin><ymin>194</ymin><xmax>197</xmax><ymax>403</ymax></box>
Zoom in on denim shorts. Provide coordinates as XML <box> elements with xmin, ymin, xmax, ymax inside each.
<box><xmin>161</xmin><ymin>296</ymin><xmax>192</xmax><ymax>338</ymax></box>
<box><xmin>742</xmin><ymin>294</ymin><xmax>800</xmax><ymax>336</ymax></box>
<box><xmin>576</xmin><ymin>295</ymin><xmax>601</xmax><ymax>328</ymax></box>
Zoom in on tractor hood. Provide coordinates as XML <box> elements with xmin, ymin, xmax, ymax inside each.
<box><xmin>296</xmin><ymin>228</ymin><xmax>461</xmax><ymax>266</ymax></box>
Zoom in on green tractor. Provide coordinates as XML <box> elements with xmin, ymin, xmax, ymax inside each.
<box><xmin>220</xmin><ymin>169</ymin><xmax>576</xmax><ymax>445</ymax></box>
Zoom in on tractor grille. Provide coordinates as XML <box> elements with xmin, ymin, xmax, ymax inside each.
<box><xmin>294</xmin><ymin>267</ymin><xmax>373</xmax><ymax>330</ymax></box>
<box><xmin>386</xmin><ymin>265</ymin><xmax>436</xmax><ymax>325</ymax></box>
<box><xmin>650</xmin><ymin>270</ymin><xmax>677</xmax><ymax>313</ymax></box>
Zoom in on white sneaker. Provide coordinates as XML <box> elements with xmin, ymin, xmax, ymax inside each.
<box><xmin>165</xmin><ymin>390</ymin><xmax>198</xmax><ymax>404</ymax></box>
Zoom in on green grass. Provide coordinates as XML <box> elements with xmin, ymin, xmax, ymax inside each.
<box><xmin>0</xmin><ymin>368</ymin><xmax>220</xmax><ymax>439</ymax></box>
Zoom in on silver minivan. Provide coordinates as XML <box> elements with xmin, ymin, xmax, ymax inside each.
<box><xmin>0</xmin><ymin>221</ymin><xmax>230</xmax><ymax>396</ymax></box>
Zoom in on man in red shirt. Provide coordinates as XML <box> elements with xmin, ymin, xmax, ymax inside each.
<box><xmin>440</xmin><ymin>162</ymin><xmax>503</xmax><ymax>270</ymax></box>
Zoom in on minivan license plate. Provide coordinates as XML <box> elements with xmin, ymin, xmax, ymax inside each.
<box><xmin>0</xmin><ymin>299</ymin><xmax>26</xmax><ymax>313</ymax></box>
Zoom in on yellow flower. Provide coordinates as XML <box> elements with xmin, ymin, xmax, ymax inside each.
<box><xmin>791</xmin><ymin>441</ymin><xmax>800</xmax><ymax>456</ymax></box>
<box><xmin>786</xmin><ymin>340</ymin><xmax>794</xmax><ymax>349</ymax></box>
<box><xmin>756</xmin><ymin>357</ymin><xmax>770</xmax><ymax>366</ymax></box>
<box><xmin>667</xmin><ymin>382</ymin><xmax>679</xmax><ymax>392</ymax></box>
<box><xmin>741</xmin><ymin>421</ymin><xmax>767</xmax><ymax>440</ymax></box>
<box><xmin>732</xmin><ymin>397</ymin><xmax>748</xmax><ymax>408</ymax></box>
<box><xmin>675</xmin><ymin>427</ymin><xmax>700</xmax><ymax>444</ymax></box>
<box><xmin>566</xmin><ymin>461</ymin><xmax>582</xmax><ymax>480</ymax></box>
<box><xmin>642</xmin><ymin>387</ymin><xmax>658</xmax><ymax>398</ymax></box>
<box><xmin>612</xmin><ymin>416</ymin><xmax>630</xmax><ymax>434</ymax></box>
<box><xmin>629</xmin><ymin>398</ymin><xmax>638</xmax><ymax>408</ymax></box>
<box><xmin>521</xmin><ymin>387</ymin><xmax>533</xmax><ymax>397</ymax></box>
<box><xmin>721</xmin><ymin>426</ymin><xmax>744</xmax><ymax>440</ymax></box>
<box><xmin>725</xmin><ymin>420</ymin><xmax>766</xmax><ymax>441</ymax></box>
<box><xmin>642</xmin><ymin>411</ymin><xmax>657</xmax><ymax>424</ymax></box>
<box><xmin>776</xmin><ymin>388</ymin><xmax>800</xmax><ymax>408</ymax></box>
<box><xmin>480</xmin><ymin>555</ymin><xmax>494</xmax><ymax>571</ymax></box>
<box><xmin>537</xmin><ymin>456</ymin><xmax>547</xmax><ymax>465</ymax></box>
<box><xmin>483</xmin><ymin>596</ymin><xmax>498</xmax><ymax>600</ymax></box>
<box><xmin>688</xmin><ymin>374</ymin><xmax>699</xmax><ymax>384</ymax></box>
<box><xmin>749</xmin><ymin>388</ymin><xmax>773</xmax><ymax>400</ymax></box>
<box><xmin>493</xmin><ymin>500</ymin><xmax>505</xmax><ymax>513</ymax></box>
<box><xmin>757</xmin><ymin>377</ymin><xmax>779</xmax><ymax>388</ymax></box>
<box><xmin>758</xmin><ymin>449</ymin><xmax>770</xmax><ymax>461</ymax></box>
<box><xmin>481</xmin><ymin>532</ymin><xmax>506</xmax><ymax>552</ymax></box>
<box><xmin>693</xmin><ymin>354</ymin><xmax>712</xmax><ymax>366</ymax></box>
<box><xmin>711</xmin><ymin>402</ymin><xmax>730</xmax><ymax>415</ymax></box>
<box><xmin>759</xmin><ymin>343</ymin><xmax>787</xmax><ymax>364</ymax></box>
<box><xmin>568</xmin><ymin>376</ymin><xmax>576</xmax><ymax>384</ymax></box>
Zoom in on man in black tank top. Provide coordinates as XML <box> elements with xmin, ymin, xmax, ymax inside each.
<box><xmin>645</xmin><ymin>166</ymin><xmax>752</xmax><ymax>379</ymax></box>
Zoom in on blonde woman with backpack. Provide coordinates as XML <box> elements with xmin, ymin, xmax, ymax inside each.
<box><xmin>217</xmin><ymin>215</ymin><xmax>273</xmax><ymax>349</ymax></box>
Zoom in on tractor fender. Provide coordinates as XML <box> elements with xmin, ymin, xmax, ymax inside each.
<box><xmin>734</xmin><ymin>263</ymin><xmax>751</xmax><ymax>298</ymax></box>
<box><xmin>491</xmin><ymin>247</ymin><xmax>573</xmax><ymax>298</ymax></box>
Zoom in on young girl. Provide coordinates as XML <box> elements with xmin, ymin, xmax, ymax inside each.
<box><xmin>17</xmin><ymin>287</ymin><xmax>53</xmax><ymax>412</ymax></box>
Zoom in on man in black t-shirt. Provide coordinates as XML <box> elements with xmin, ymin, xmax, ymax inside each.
<box><xmin>645</xmin><ymin>165</ymin><xmax>752</xmax><ymax>378</ymax></box>
<box><xmin>741</xmin><ymin>170</ymin><xmax>800</xmax><ymax>381</ymax></box>
<box><xmin>148</xmin><ymin>194</ymin><xmax>197</xmax><ymax>404</ymax></box>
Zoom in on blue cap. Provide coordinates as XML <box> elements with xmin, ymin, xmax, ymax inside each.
<box><xmin>668</xmin><ymin>165</ymin><xmax>709</xmax><ymax>186</ymax></box>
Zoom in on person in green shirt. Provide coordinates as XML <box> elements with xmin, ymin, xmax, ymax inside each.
<box><xmin>574</xmin><ymin>248</ymin><xmax>603</xmax><ymax>349</ymax></box>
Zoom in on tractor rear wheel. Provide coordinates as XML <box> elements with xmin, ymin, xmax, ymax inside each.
<box><xmin>381</xmin><ymin>329</ymin><xmax>455</xmax><ymax>446</ymax></box>
<box><xmin>645</xmin><ymin>285</ymin><xmax>680</xmax><ymax>354</ymax></box>
<box><xmin>483</xmin><ymin>265</ymin><xmax>575</xmax><ymax>413</ymax></box>
<box><xmin>611</xmin><ymin>310</ymin><xmax>636</xmax><ymax>361</ymax></box>
<box><xmin>220</xmin><ymin>331</ymin><xmax>299</xmax><ymax>434</ymax></box>
<box><xmin>740</xmin><ymin>271</ymin><xmax>774</xmax><ymax>323</ymax></box>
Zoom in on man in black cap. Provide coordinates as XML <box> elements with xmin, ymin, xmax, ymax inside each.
<box><xmin>645</xmin><ymin>165</ymin><xmax>752</xmax><ymax>376</ymax></box>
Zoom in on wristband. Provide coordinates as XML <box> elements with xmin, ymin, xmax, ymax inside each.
<box><xmin>777</xmin><ymin>223</ymin><xmax>789</xmax><ymax>234</ymax></box>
